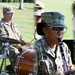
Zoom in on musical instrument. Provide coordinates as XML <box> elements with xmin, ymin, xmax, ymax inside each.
<box><xmin>0</xmin><ymin>37</ymin><xmax>21</xmax><ymax>75</ymax></box>
<box><xmin>0</xmin><ymin>42</ymin><xmax>10</xmax><ymax>75</ymax></box>
<box><xmin>58</xmin><ymin>39</ymin><xmax>75</xmax><ymax>75</ymax></box>
<box><xmin>0</xmin><ymin>37</ymin><xmax>21</xmax><ymax>44</ymax></box>
<box><xmin>15</xmin><ymin>49</ymin><xmax>37</xmax><ymax>75</ymax></box>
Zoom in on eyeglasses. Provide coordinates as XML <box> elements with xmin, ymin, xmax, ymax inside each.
<box><xmin>48</xmin><ymin>26</ymin><xmax>67</xmax><ymax>33</ymax></box>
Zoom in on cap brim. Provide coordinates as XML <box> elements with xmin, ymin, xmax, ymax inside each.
<box><xmin>6</xmin><ymin>12</ymin><xmax>14</xmax><ymax>13</ymax></box>
<box><xmin>47</xmin><ymin>23</ymin><xmax>67</xmax><ymax>28</ymax></box>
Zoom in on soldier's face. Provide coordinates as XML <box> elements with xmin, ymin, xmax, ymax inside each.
<box><xmin>42</xmin><ymin>25</ymin><xmax>64</xmax><ymax>45</ymax></box>
<box><xmin>3</xmin><ymin>13</ymin><xmax>14</xmax><ymax>22</ymax></box>
<box><xmin>34</xmin><ymin>15</ymin><xmax>42</xmax><ymax>26</ymax></box>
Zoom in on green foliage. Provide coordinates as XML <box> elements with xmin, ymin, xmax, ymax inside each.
<box><xmin>8</xmin><ymin>0</ymin><xmax>13</xmax><ymax>2</ymax></box>
<box><xmin>2</xmin><ymin>0</ymin><xmax>8</xmax><ymax>2</ymax></box>
<box><xmin>14</xmin><ymin>0</ymin><xmax>19</xmax><ymax>2</ymax></box>
<box><xmin>1</xmin><ymin>0</ymin><xmax>19</xmax><ymax>2</ymax></box>
<box><xmin>0</xmin><ymin>0</ymin><xmax>2</xmax><ymax>2</ymax></box>
<box><xmin>1</xmin><ymin>0</ymin><xmax>34</xmax><ymax>3</ymax></box>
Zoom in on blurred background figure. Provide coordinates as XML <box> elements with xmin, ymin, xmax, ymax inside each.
<box><xmin>34</xmin><ymin>0</ymin><xmax>45</xmax><ymax>29</ymax></box>
<box><xmin>34</xmin><ymin>0</ymin><xmax>45</xmax><ymax>40</ymax></box>
<box><xmin>72</xmin><ymin>0</ymin><xmax>75</xmax><ymax>38</ymax></box>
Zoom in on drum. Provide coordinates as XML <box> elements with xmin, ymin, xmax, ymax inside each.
<box><xmin>15</xmin><ymin>49</ymin><xmax>37</xmax><ymax>75</ymax></box>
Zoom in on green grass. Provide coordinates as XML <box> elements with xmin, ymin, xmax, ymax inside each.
<box><xmin>0</xmin><ymin>0</ymin><xmax>73</xmax><ymax>41</ymax></box>
<box><xmin>0</xmin><ymin>2</ymin><xmax>34</xmax><ymax>43</ymax></box>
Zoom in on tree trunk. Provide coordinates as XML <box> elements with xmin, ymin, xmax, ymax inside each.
<box><xmin>19</xmin><ymin>0</ymin><xmax>23</xmax><ymax>9</ymax></box>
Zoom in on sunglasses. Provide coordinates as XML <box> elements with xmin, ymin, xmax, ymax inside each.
<box><xmin>48</xmin><ymin>26</ymin><xmax>67</xmax><ymax>33</ymax></box>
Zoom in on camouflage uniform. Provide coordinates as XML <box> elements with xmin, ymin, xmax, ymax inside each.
<box><xmin>0</xmin><ymin>19</ymin><xmax>24</xmax><ymax>41</ymax></box>
<box><xmin>0</xmin><ymin>18</ymin><xmax>24</xmax><ymax>67</ymax></box>
<box><xmin>34</xmin><ymin>37</ymin><xmax>74</xmax><ymax>75</ymax></box>
<box><xmin>0</xmin><ymin>5</ymin><xmax>27</xmax><ymax>68</ymax></box>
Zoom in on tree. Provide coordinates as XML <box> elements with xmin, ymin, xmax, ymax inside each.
<box><xmin>19</xmin><ymin>0</ymin><xmax>24</xmax><ymax>9</ymax></box>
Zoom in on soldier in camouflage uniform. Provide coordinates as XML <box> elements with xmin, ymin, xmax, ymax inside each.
<box><xmin>34</xmin><ymin>12</ymin><xmax>75</xmax><ymax>75</ymax></box>
<box><xmin>34</xmin><ymin>0</ymin><xmax>45</xmax><ymax>28</ymax></box>
<box><xmin>0</xmin><ymin>6</ymin><xmax>30</xmax><ymax>72</ymax></box>
<box><xmin>34</xmin><ymin>1</ymin><xmax>45</xmax><ymax>40</ymax></box>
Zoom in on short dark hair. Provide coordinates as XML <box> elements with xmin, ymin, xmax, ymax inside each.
<box><xmin>36</xmin><ymin>22</ymin><xmax>46</xmax><ymax>35</ymax></box>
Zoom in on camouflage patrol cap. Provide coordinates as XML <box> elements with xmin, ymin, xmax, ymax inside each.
<box><xmin>36</xmin><ymin>12</ymin><xmax>67</xmax><ymax>35</ymax></box>
<box><xmin>35</xmin><ymin>1</ymin><xmax>45</xmax><ymax>9</ymax></box>
<box><xmin>41</xmin><ymin>12</ymin><xmax>67</xmax><ymax>28</ymax></box>
<box><xmin>34</xmin><ymin>1</ymin><xmax>45</xmax><ymax>16</ymax></box>
<box><xmin>3</xmin><ymin>6</ymin><xmax>14</xmax><ymax>13</ymax></box>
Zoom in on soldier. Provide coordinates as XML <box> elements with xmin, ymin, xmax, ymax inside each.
<box><xmin>0</xmin><ymin>5</ymin><xmax>30</xmax><ymax>73</ymax></box>
<box><xmin>34</xmin><ymin>12</ymin><xmax>75</xmax><ymax>75</ymax></box>
<box><xmin>34</xmin><ymin>0</ymin><xmax>45</xmax><ymax>28</ymax></box>
<box><xmin>34</xmin><ymin>0</ymin><xmax>45</xmax><ymax>40</ymax></box>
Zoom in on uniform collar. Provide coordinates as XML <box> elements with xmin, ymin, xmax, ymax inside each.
<box><xmin>41</xmin><ymin>37</ymin><xmax>57</xmax><ymax>57</ymax></box>
<box><xmin>1</xmin><ymin>18</ymin><xmax>11</xmax><ymax>26</ymax></box>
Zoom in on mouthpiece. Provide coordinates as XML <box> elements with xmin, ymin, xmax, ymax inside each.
<box><xmin>58</xmin><ymin>39</ymin><xmax>63</xmax><ymax>45</ymax></box>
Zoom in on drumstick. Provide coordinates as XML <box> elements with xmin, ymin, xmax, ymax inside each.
<box><xmin>29</xmin><ymin>38</ymin><xmax>35</xmax><ymax>45</ymax></box>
